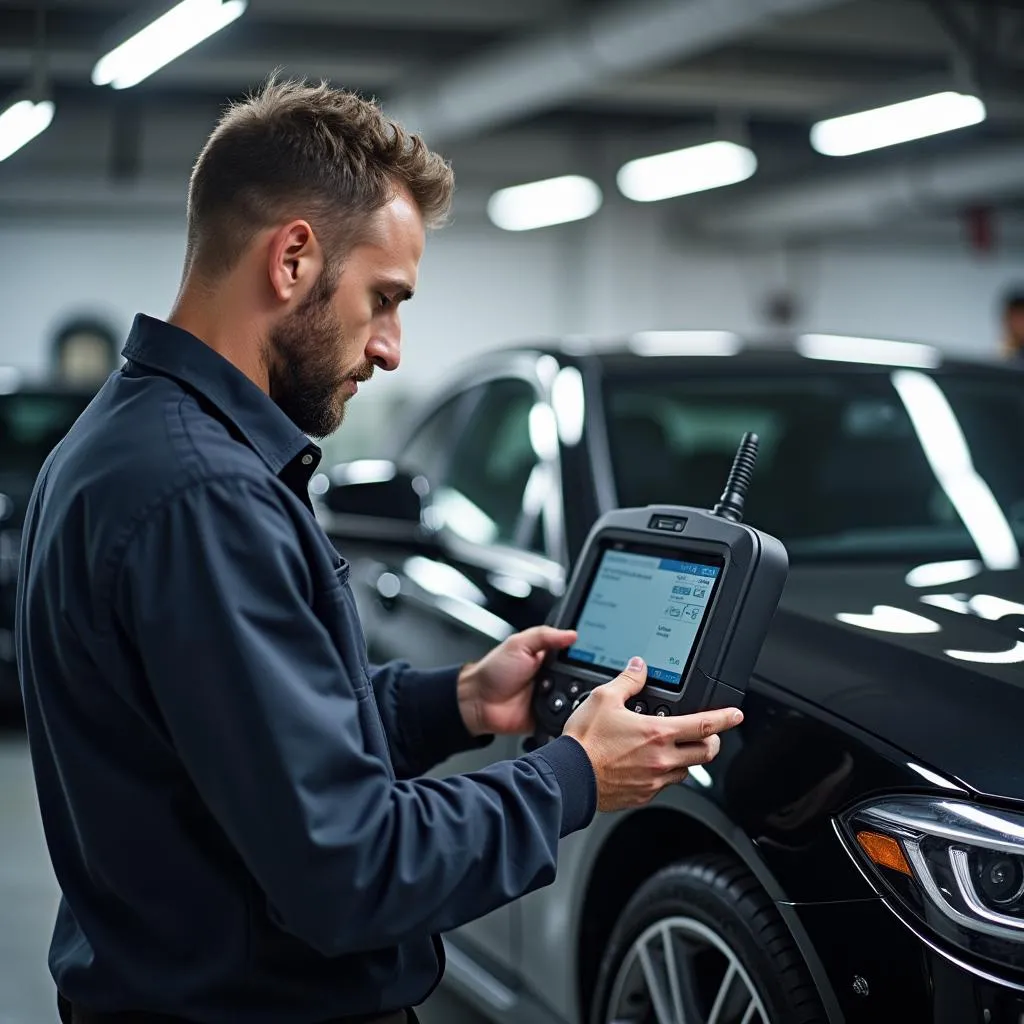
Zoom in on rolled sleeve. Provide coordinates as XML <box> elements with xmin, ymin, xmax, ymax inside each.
<box><xmin>113</xmin><ymin>475</ymin><xmax>590</xmax><ymax>957</ymax></box>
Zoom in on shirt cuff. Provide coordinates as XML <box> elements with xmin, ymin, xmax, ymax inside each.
<box><xmin>399</xmin><ymin>665</ymin><xmax>492</xmax><ymax>771</ymax></box>
<box><xmin>528</xmin><ymin>735</ymin><xmax>597</xmax><ymax>837</ymax></box>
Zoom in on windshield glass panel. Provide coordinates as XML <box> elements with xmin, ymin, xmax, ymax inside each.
<box><xmin>605</xmin><ymin>370</ymin><xmax>1024</xmax><ymax>563</ymax></box>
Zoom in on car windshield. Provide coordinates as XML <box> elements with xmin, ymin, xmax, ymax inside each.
<box><xmin>605</xmin><ymin>367</ymin><xmax>1024</xmax><ymax>563</ymax></box>
<box><xmin>0</xmin><ymin>392</ymin><xmax>90</xmax><ymax>470</ymax></box>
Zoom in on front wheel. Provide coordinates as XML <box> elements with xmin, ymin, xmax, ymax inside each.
<box><xmin>590</xmin><ymin>855</ymin><xmax>826</xmax><ymax>1024</ymax></box>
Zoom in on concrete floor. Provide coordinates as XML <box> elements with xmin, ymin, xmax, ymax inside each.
<box><xmin>0</xmin><ymin>731</ymin><xmax>486</xmax><ymax>1024</ymax></box>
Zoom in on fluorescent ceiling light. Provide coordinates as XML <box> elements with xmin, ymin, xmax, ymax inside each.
<box><xmin>629</xmin><ymin>331</ymin><xmax>743</xmax><ymax>357</ymax></box>
<box><xmin>617</xmin><ymin>141</ymin><xmax>757</xmax><ymax>203</ymax></box>
<box><xmin>892</xmin><ymin>369</ymin><xmax>1019</xmax><ymax>571</ymax></box>
<box><xmin>487</xmin><ymin>175</ymin><xmax>602</xmax><ymax>232</ymax></box>
<box><xmin>797</xmin><ymin>334</ymin><xmax>940</xmax><ymax>369</ymax></box>
<box><xmin>0</xmin><ymin>99</ymin><xmax>54</xmax><ymax>163</ymax></box>
<box><xmin>92</xmin><ymin>0</ymin><xmax>247</xmax><ymax>90</ymax></box>
<box><xmin>811</xmin><ymin>91</ymin><xmax>986</xmax><ymax>157</ymax></box>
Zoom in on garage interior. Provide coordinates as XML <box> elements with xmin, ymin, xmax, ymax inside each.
<box><xmin>1</xmin><ymin>1</ymin><xmax>1024</xmax><ymax>1022</ymax></box>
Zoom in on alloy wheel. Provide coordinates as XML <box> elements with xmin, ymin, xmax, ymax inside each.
<box><xmin>604</xmin><ymin>915</ymin><xmax>771</xmax><ymax>1024</ymax></box>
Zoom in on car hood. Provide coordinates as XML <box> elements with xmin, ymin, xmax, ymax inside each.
<box><xmin>756</xmin><ymin>562</ymin><xmax>1024</xmax><ymax>802</ymax></box>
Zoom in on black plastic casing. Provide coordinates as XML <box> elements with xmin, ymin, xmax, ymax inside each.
<box><xmin>532</xmin><ymin>504</ymin><xmax>789</xmax><ymax>737</ymax></box>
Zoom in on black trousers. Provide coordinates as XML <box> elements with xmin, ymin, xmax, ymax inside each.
<box><xmin>58</xmin><ymin>994</ymin><xmax>417</xmax><ymax>1024</ymax></box>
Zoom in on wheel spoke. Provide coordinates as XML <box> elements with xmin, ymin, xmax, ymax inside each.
<box><xmin>660</xmin><ymin>925</ymin><xmax>688</xmax><ymax>1024</ymax></box>
<box><xmin>638</xmin><ymin>938</ymin><xmax>676</xmax><ymax>1024</ymax></box>
<box><xmin>740</xmin><ymin>998</ymin><xmax>760</xmax><ymax>1024</ymax></box>
<box><xmin>707</xmin><ymin>962</ymin><xmax>737</xmax><ymax>1024</ymax></box>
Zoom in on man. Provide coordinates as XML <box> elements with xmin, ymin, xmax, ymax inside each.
<box><xmin>16</xmin><ymin>78</ymin><xmax>742</xmax><ymax>1024</ymax></box>
<box><xmin>1002</xmin><ymin>288</ymin><xmax>1024</xmax><ymax>359</ymax></box>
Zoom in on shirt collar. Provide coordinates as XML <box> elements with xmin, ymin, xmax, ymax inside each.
<box><xmin>122</xmin><ymin>313</ymin><xmax>321</xmax><ymax>479</ymax></box>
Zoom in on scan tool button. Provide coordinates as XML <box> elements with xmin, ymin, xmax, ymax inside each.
<box><xmin>629</xmin><ymin>700</ymin><xmax>648</xmax><ymax>714</ymax></box>
<box><xmin>655</xmin><ymin>705</ymin><xmax>671</xmax><ymax>717</ymax></box>
<box><xmin>567</xmin><ymin>681</ymin><xmax>583</xmax><ymax>698</ymax></box>
<box><xmin>570</xmin><ymin>691</ymin><xmax>591</xmax><ymax>712</ymax></box>
<box><xmin>548</xmin><ymin>693</ymin><xmax>569</xmax><ymax>715</ymax></box>
<box><xmin>538</xmin><ymin>677</ymin><xmax>554</xmax><ymax>694</ymax></box>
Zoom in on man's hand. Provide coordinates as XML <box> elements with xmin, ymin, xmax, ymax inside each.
<box><xmin>458</xmin><ymin>627</ymin><xmax>577</xmax><ymax>737</ymax></box>
<box><xmin>563</xmin><ymin>656</ymin><xmax>743</xmax><ymax>812</ymax></box>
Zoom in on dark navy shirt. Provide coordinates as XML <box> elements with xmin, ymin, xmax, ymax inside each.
<box><xmin>16</xmin><ymin>314</ymin><xmax>596</xmax><ymax>1022</ymax></box>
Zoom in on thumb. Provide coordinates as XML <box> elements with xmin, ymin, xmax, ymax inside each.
<box><xmin>609</xmin><ymin>656</ymin><xmax>648</xmax><ymax>697</ymax></box>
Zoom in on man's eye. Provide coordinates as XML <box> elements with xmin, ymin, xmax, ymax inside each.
<box><xmin>377</xmin><ymin>293</ymin><xmax>392</xmax><ymax>310</ymax></box>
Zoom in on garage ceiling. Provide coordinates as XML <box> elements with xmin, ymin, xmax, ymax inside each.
<box><xmin>0</xmin><ymin>0</ymin><xmax>1021</xmax><ymax>239</ymax></box>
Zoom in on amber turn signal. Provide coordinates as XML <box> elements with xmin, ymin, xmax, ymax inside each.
<box><xmin>856</xmin><ymin>830</ymin><xmax>913</xmax><ymax>876</ymax></box>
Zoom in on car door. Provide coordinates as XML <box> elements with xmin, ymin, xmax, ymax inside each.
<box><xmin>351</xmin><ymin>370</ymin><xmax>567</xmax><ymax>972</ymax></box>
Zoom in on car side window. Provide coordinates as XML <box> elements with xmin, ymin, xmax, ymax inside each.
<box><xmin>396</xmin><ymin>392</ymin><xmax>472</xmax><ymax>484</ymax></box>
<box><xmin>434</xmin><ymin>378</ymin><xmax>546</xmax><ymax>551</ymax></box>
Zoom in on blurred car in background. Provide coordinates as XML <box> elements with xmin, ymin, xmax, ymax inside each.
<box><xmin>0</xmin><ymin>377</ymin><xmax>93</xmax><ymax>715</ymax></box>
<box><xmin>317</xmin><ymin>334</ymin><xmax>1024</xmax><ymax>1024</ymax></box>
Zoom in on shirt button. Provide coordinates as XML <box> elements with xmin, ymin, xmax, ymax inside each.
<box><xmin>301</xmin><ymin>454</ymin><xmax>314</xmax><ymax>466</ymax></box>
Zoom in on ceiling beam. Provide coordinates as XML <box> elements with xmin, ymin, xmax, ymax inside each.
<box><xmin>383</xmin><ymin>0</ymin><xmax>850</xmax><ymax>144</ymax></box>
<box><xmin>695</xmin><ymin>142</ymin><xmax>1024</xmax><ymax>239</ymax></box>
<box><xmin>0</xmin><ymin>45</ymin><xmax>407</xmax><ymax>92</ymax></box>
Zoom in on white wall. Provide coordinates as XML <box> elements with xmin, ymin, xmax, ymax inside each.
<box><xmin>2</xmin><ymin>206</ymin><xmax>1022</xmax><ymax>457</ymax></box>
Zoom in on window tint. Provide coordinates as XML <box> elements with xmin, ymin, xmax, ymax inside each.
<box><xmin>397</xmin><ymin>391</ymin><xmax>471</xmax><ymax>483</ymax></box>
<box><xmin>434</xmin><ymin>378</ymin><xmax>547</xmax><ymax>550</ymax></box>
<box><xmin>605</xmin><ymin>371</ymin><xmax>1024</xmax><ymax>563</ymax></box>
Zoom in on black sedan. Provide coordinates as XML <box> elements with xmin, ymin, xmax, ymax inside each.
<box><xmin>0</xmin><ymin>381</ymin><xmax>93</xmax><ymax>714</ymax></box>
<box><xmin>317</xmin><ymin>336</ymin><xmax>1024</xmax><ymax>1024</ymax></box>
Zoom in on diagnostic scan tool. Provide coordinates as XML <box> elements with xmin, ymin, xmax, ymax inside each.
<box><xmin>533</xmin><ymin>434</ymin><xmax>788</xmax><ymax>737</ymax></box>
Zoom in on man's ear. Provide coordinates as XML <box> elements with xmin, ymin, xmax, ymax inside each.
<box><xmin>267</xmin><ymin>220</ymin><xmax>323</xmax><ymax>304</ymax></box>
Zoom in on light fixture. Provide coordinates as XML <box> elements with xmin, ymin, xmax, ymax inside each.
<box><xmin>0</xmin><ymin>98</ymin><xmax>54</xmax><ymax>163</ymax></box>
<box><xmin>629</xmin><ymin>331</ymin><xmax>743</xmax><ymax>357</ymax></box>
<box><xmin>796</xmin><ymin>334</ymin><xmax>940</xmax><ymax>369</ymax></box>
<box><xmin>486</xmin><ymin>175</ymin><xmax>602</xmax><ymax>232</ymax></box>
<box><xmin>617</xmin><ymin>141</ymin><xmax>757</xmax><ymax>203</ymax></box>
<box><xmin>811</xmin><ymin>91</ymin><xmax>986</xmax><ymax>157</ymax></box>
<box><xmin>92</xmin><ymin>0</ymin><xmax>247</xmax><ymax>90</ymax></box>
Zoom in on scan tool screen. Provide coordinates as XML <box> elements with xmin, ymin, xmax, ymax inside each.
<box><xmin>562</xmin><ymin>544</ymin><xmax>724</xmax><ymax>688</ymax></box>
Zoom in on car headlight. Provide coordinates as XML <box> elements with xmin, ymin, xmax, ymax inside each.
<box><xmin>839</xmin><ymin>796</ymin><xmax>1024</xmax><ymax>975</ymax></box>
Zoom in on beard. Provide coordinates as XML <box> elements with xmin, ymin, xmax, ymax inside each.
<box><xmin>265</xmin><ymin>271</ymin><xmax>372</xmax><ymax>439</ymax></box>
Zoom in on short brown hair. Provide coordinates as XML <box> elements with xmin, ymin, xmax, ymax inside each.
<box><xmin>185</xmin><ymin>75</ymin><xmax>454</xmax><ymax>279</ymax></box>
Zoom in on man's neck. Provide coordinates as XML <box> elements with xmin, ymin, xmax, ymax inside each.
<box><xmin>169</xmin><ymin>285</ymin><xmax>271</xmax><ymax>395</ymax></box>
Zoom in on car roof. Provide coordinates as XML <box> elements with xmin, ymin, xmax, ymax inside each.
<box><xmin>484</xmin><ymin>335</ymin><xmax>1013</xmax><ymax>378</ymax></box>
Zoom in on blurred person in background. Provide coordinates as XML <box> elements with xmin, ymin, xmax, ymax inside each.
<box><xmin>1001</xmin><ymin>288</ymin><xmax>1024</xmax><ymax>360</ymax></box>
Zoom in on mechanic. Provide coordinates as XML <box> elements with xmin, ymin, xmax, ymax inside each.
<box><xmin>16</xmin><ymin>77</ymin><xmax>743</xmax><ymax>1024</ymax></box>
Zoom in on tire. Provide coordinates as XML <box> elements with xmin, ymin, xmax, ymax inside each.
<box><xmin>590</xmin><ymin>855</ymin><xmax>826</xmax><ymax>1024</ymax></box>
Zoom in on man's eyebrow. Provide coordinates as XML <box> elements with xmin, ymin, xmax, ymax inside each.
<box><xmin>381</xmin><ymin>279</ymin><xmax>415</xmax><ymax>302</ymax></box>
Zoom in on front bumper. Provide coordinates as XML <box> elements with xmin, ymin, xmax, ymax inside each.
<box><xmin>791</xmin><ymin>897</ymin><xmax>1024</xmax><ymax>1023</ymax></box>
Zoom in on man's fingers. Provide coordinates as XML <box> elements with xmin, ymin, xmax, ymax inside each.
<box><xmin>607</xmin><ymin>657</ymin><xmax>648</xmax><ymax>698</ymax></box>
<box><xmin>516</xmin><ymin>625</ymin><xmax>577</xmax><ymax>655</ymax></box>
<box><xmin>664</xmin><ymin>707</ymin><xmax>743</xmax><ymax>745</ymax></box>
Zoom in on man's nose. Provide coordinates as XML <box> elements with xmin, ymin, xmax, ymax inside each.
<box><xmin>366</xmin><ymin>326</ymin><xmax>401</xmax><ymax>372</ymax></box>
